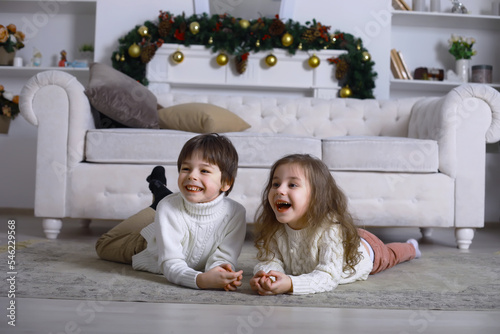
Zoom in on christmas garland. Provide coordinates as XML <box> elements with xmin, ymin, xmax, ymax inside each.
<box><xmin>112</xmin><ymin>11</ymin><xmax>377</xmax><ymax>99</ymax></box>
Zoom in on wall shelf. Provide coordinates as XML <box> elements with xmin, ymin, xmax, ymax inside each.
<box><xmin>392</xmin><ymin>10</ymin><xmax>500</xmax><ymax>30</ymax></box>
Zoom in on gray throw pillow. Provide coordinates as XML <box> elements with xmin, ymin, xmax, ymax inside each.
<box><xmin>84</xmin><ymin>63</ymin><xmax>159</xmax><ymax>129</ymax></box>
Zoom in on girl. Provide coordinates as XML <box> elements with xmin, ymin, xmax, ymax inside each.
<box><xmin>250</xmin><ymin>154</ymin><xmax>421</xmax><ymax>295</ymax></box>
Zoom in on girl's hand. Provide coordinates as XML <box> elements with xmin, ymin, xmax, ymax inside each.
<box><xmin>196</xmin><ymin>264</ymin><xmax>243</xmax><ymax>290</ymax></box>
<box><xmin>250</xmin><ymin>270</ymin><xmax>292</xmax><ymax>295</ymax></box>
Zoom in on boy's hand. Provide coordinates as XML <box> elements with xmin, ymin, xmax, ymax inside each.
<box><xmin>220</xmin><ymin>263</ymin><xmax>243</xmax><ymax>291</ymax></box>
<box><xmin>250</xmin><ymin>270</ymin><xmax>292</xmax><ymax>295</ymax></box>
<box><xmin>196</xmin><ymin>264</ymin><xmax>243</xmax><ymax>291</ymax></box>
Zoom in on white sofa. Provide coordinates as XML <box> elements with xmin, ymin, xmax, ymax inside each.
<box><xmin>20</xmin><ymin>70</ymin><xmax>500</xmax><ymax>249</ymax></box>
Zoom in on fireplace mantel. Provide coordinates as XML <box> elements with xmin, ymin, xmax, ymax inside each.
<box><xmin>147</xmin><ymin>44</ymin><xmax>346</xmax><ymax>99</ymax></box>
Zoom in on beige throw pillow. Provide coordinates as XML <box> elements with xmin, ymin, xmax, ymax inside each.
<box><xmin>158</xmin><ymin>103</ymin><xmax>251</xmax><ymax>133</ymax></box>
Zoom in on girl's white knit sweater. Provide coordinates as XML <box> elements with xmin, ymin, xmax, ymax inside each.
<box><xmin>253</xmin><ymin>223</ymin><xmax>373</xmax><ymax>295</ymax></box>
<box><xmin>132</xmin><ymin>192</ymin><xmax>247</xmax><ymax>289</ymax></box>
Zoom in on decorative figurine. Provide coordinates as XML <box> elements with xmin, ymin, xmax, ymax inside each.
<box><xmin>451</xmin><ymin>0</ymin><xmax>468</xmax><ymax>14</ymax></box>
<box><xmin>58</xmin><ymin>50</ymin><xmax>67</xmax><ymax>67</ymax></box>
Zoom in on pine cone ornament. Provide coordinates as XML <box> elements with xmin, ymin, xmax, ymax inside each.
<box><xmin>335</xmin><ymin>59</ymin><xmax>349</xmax><ymax>80</ymax></box>
<box><xmin>302</xmin><ymin>28</ymin><xmax>316</xmax><ymax>42</ymax></box>
<box><xmin>140</xmin><ymin>44</ymin><xmax>157</xmax><ymax>63</ymax></box>
<box><xmin>158</xmin><ymin>19</ymin><xmax>172</xmax><ymax>37</ymax></box>
<box><xmin>235</xmin><ymin>53</ymin><xmax>249</xmax><ymax>74</ymax></box>
<box><xmin>269</xmin><ymin>18</ymin><xmax>285</xmax><ymax>36</ymax></box>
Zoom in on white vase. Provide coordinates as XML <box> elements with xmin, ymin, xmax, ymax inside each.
<box><xmin>456</xmin><ymin>59</ymin><xmax>470</xmax><ymax>82</ymax></box>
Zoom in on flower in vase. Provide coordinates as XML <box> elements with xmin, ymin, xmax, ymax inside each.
<box><xmin>448</xmin><ymin>34</ymin><xmax>476</xmax><ymax>60</ymax></box>
<box><xmin>0</xmin><ymin>24</ymin><xmax>25</xmax><ymax>53</ymax></box>
<box><xmin>0</xmin><ymin>84</ymin><xmax>20</xmax><ymax>119</ymax></box>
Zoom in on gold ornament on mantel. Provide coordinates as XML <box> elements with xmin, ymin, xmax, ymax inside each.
<box><xmin>171</xmin><ymin>50</ymin><xmax>184</xmax><ymax>63</ymax></box>
<box><xmin>189</xmin><ymin>21</ymin><xmax>200</xmax><ymax>35</ymax></box>
<box><xmin>216</xmin><ymin>53</ymin><xmax>229</xmax><ymax>66</ymax></box>
<box><xmin>281</xmin><ymin>32</ymin><xmax>293</xmax><ymax>47</ymax></box>
<box><xmin>255</xmin><ymin>40</ymin><xmax>260</xmax><ymax>47</ymax></box>
<box><xmin>239</xmin><ymin>19</ymin><xmax>250</xmax><ymax>29</ymax></box>
<box><xmin>265</xmin><ymin>54</ymin><xmax>277</xmax><ymax>67</ymax></box>
<box><xmin>128</xmin><ymin>43</ymin><xmax>141</xmax><ymax>58</ymax></box>
<box><xmin>138</xmin><ymin>25</ymin><xmax>149</xmax><ymax>37</ymax></box>
<box><xmin>308</xmin><ymin>54</ymin><xmax>320</xmax><ymax>68</ymax></box>
<box><xmin>340</xmin><ymin>85</ymin><xmax>352</xmax><ymax>98</ymax></box>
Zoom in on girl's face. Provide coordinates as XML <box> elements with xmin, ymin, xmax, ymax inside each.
<box><xmin>178</xmin><ymin>151</ymin><xmax>230</xmax><ymax>203</ymax></box>
<box><xmin>268</xmin><ymin>163</ymin><xmax>311</xmax><ymax>230</ymax></box>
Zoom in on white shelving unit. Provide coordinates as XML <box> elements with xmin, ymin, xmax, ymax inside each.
<box><xmin>0</xmin><ymin>0</ymin><xmax>96</xmax><ymax>89</ymax></box>
<box><xmin>390</xmin><ymin>6</ymin><xmax>500</xmax><ymax>98</ymax></box>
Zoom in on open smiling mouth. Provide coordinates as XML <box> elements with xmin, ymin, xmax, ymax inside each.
<box><xmin>276</xmin><ymin>201</ymin><xmax>292</xmax><ymax>212</ymax></box>
<box><xmin>186</xmin><ymin>185</ymin><xmax>202</xmax><ymax>192</ymax></box>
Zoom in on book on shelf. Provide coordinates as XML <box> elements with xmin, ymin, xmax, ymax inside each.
<box><xmin>390</xmin><ymin>49</ymin><xmax>412</xmax><ymax>80</ymax></box>
<box><xmin>397</xmin><ymin>50</ymin><xmax>413</xmax><ymax>80</ymax></box>
<box><xmin>392</xmin><ymin>0</ymin><xmax>411</xmax><ymax>10</ymax></box>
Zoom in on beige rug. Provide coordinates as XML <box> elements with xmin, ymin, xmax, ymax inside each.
<box><xmin>1</xmin><ymin>237</ymin><xmax>499</xmax><ymax>311</ymax></box>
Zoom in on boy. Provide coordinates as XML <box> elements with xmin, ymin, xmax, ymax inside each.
<box><xmin>95</xmin><ymin>133</ymin><xmax>246</xmax><ymax>291</ymax></box>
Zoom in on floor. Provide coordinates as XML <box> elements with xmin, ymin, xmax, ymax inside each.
<box><xmin>0</xmin><ymin>210</ymin><xmax>499</xmax><ymax>334</ymax></box>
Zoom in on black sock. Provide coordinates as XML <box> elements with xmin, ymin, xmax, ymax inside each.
<box><xmin>147</xmin><ymin>166</ymin><xmax>173</xmax><ymax>210</ymax></box>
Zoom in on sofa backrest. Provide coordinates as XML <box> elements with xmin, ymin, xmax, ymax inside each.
<box><xmin>157</xmin><ymin>93</ymin><xmax>423</xmax><ymax>138</ymax></box>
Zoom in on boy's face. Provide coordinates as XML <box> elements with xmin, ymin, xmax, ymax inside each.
<box><xmin>178</xmin><ymin>151</ymin><xmax>230</xmax><ymax>203</ymax></box>
<box><xmin>268</xmin><ymin>163</ymin><xmax>311</xmax><ymax>230</ymax></box>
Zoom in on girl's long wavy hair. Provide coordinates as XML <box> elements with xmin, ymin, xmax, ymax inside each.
<box><xmin>253</xmin><ymin>154</ymin><xmax>362</xmax><ymax>276</ymax></box>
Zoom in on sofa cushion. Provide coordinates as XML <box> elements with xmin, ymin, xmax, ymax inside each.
<box><xmin>84</xmin><ymin>63</ymin><xmax>159</xmax><ymax>129</ymax></box>
<box><xmin>86</xmin><ymin>129</ymin><xmax>197</xmax><ymax>164</ymax></box>
<box><xmin>224</xmin><ymin>132</ymin><xmax>322</xmax><ymax>167</ymax></box>
<box><xmin>158</xmin><ymin>103</ymin><xmax>250</xmax><ymax>133</ymax></box>
<box><xmin>322</xmin><ymin>136</ymin><xmax>439</xmax><ymax>173</ymax></box>
<box><xmin>85</xmin><ymin>129</ymin><xmax>321</xmax><ymax>167</ymax></box>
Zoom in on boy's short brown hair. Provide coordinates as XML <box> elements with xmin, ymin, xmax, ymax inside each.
<box><xmin>177</xmin><ymin>133</ymin><xmax>239</xmax><ymax>195</ymax></box>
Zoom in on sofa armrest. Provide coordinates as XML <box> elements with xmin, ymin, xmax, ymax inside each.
<box><xmin>408</xmin><ymin>83</ymin><xmax>500</xmax><ymax>176</ymax></box>
<box><xmin>408</xmin><ymin>83</ymin><xmax>500</xmax><ymax>228</ymax></box>
<box><xmin>19</xmin><ymin>70</ymin><xmax>95</xmax><ymax>218</ymax></box>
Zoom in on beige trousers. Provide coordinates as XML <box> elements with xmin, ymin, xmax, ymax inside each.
<box><xmin>95</xmin><ymin>207</ymin><xmax>155</xmax><ymax>264</ymax></box>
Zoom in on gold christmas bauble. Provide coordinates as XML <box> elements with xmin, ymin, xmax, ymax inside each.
<box><xmin>281</xmin><ymin>32</ymin><xmax>293</xmax><ymax>47</ymax></box>
<box><xmin>362</xmin><ymin>51</ymin><xmax>371</xmax><ymax>62</ymax></box>
<box><xmin>239</xmin><ymin>19</ymin><xmax>250</xmax><ymax>29</ymax></box>
<box><xmin>308</xmin><ymin>54</ymin><xmax>320</xmax><ymax>68</ymax></box>
<box><xmin>138</xmin><ymin>25</ymin><xmax>149</xmax><ymax>37</ymax></box>
<box><xmin>298</xmin><ymin>43</ymin><xmax>302</xmax><ymax>50</ymax></box>
<box><xmin>340</xmin><ymin>85</ymin><xmax>352</xmax><ymax>98</ymax></box>
<box><xmin>208</xmin><ymin>36</ymin><xmax>213</xmax><ymax>44</ymax></box>
<box><xmin>128</xmin><ymin>43</ymin><xmax>141</xmax><ymax>58</ymax></box>
<box><xmin>255</xmin><ymin>40</ymin><xmax>260</xmax><ymax>47</ymax></box>
<box><xmin>189</xmin><ymin>21</ymin><xmax>200</xmax><ymax>35</ymax></box>
<box><xmin>171</xmin><ymin>50</ymin><xmax>184</xmax><ymax>63</ymax></box>
<box><xmin>216</xmin><ymin>53</ymin><xmax>229</xmax><ymax>66</ymax></box>
<box><xmin>265</xmin><ymin>54</ymin><xmax>277</xmax><ymax>67</ymax></box>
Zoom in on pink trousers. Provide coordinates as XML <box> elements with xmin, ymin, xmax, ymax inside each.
<box><xmin>357</xmin><ymin>228</ymin><xmax>416</xmax><ymax>275</ymax></box>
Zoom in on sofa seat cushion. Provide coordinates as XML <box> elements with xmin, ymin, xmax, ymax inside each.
<box><xmin>86</xmin><ymin>129</ymin><xmax>197</xmax><ymax>165</ymax></box>
<box><xmin>322</xmin><ymin>136</ymin><xmax>439</xmax><ymax>173</ymax></box>
<box><xmin>85</xmin><ymin>130</ymin><xmax>321</xmax><ymax>167</ymax></box>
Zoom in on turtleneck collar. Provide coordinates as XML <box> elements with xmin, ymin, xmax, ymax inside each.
<box><xmin>180</xmin><ymin>192</ymin><xmax>226</xmax><ymax>223</ymax></box>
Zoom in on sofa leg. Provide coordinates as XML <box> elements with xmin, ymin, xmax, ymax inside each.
<box><xmin>42</xmin><ymin>219</ymin><xmax>63</xmax><ymax>240</ymax></box>
<box><xmin>455</xmin><ymin>228</ymin><xmax>475</xmax><ymax>250</ymax></box>
<box><xmin>420</xmin><ymin>227</ymin><xmax>433</xmax><ymax>239</ymax></box>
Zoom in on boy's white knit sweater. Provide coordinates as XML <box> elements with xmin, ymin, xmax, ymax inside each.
<box><xmin>253</xmin><ymin>223</ymin><xmax>373</xmax><ymax>295</ymax></box>
<box><xmin>132</xmin><ymin>192</ymin><xmax>246</xmax><ymax>289</ymax></box>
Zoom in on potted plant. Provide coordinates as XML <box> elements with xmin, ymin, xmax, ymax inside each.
<box><xmin>0</xmin><ymin>24</ymin><xmax>25</xmax><ymax>66</ymax></box>
<box><xmin>448</xmin><ymin>34</ymin><xmax>476</xmax><ymax>82</ymax></box>
<box><xmin>0</xmin><ymin>84</ymin><xmax>20</xmax><ymax>134</ymax></box>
